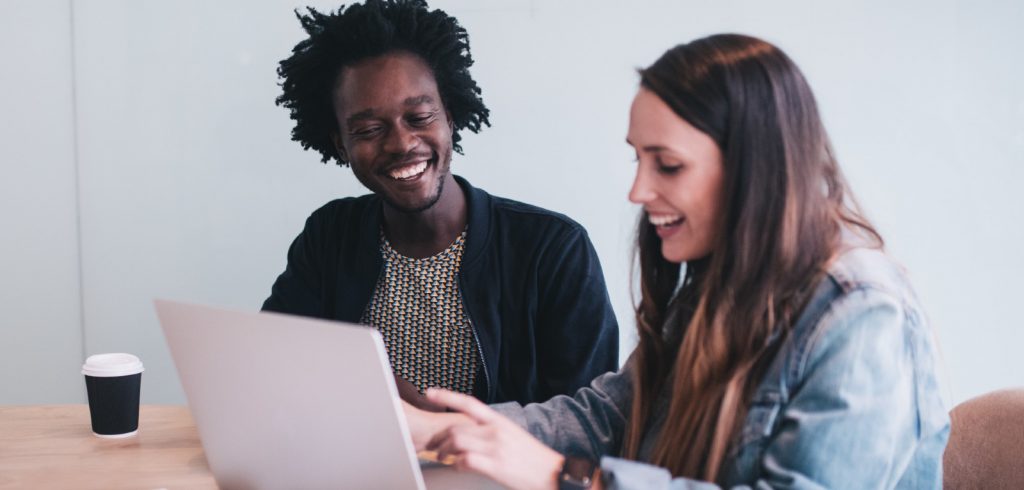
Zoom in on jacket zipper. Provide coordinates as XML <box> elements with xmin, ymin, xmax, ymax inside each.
<box><xmin>456</xmin><ymin>275</ymin><xmax>491</xmax><ymax>401</ymax></box>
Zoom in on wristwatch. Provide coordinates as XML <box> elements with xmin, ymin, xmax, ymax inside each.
<box><xmin>558</xmin><ymin>456</ymin><xmax>599</xmax><ymax>490</ymax></box>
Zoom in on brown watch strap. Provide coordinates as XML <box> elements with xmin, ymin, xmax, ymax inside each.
<box><xmin>559</xmin><ymin>456</ymin><xmax>599</xmax><ymax>490</ymax></box>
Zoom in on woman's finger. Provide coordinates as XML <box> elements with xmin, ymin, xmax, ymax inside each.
<box><xmin>456</xmin><ymin>451</ymin><xmax>498</xmax><ymax>477</ymax></box>
<box><xmin>425</xmin><ymin>388</ymin><xmax>500</xmax><ymax>424</ymax></box>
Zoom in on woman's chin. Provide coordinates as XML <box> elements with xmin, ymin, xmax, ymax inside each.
<box><xmin>661</xmin><ymin>243</ymin><xmax>712</xmax><ymax>264</ymax></box>
<box><xmin>660</xmin><ymin>246</ymin><xmax>686</xmax><ymax>264</ymax></box>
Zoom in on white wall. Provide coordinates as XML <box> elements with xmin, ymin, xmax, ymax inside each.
<box><xmin>2</xmin><ymin>0</ymin><xmax>1021</xmax><ymax>405</ymax></box>
<box><xmin>0</xmin><ymin>0</ymin><xmax>85</xmax><ymax>403</ymax></box>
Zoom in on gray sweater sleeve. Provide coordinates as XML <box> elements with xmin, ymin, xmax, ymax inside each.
<box><xmin>488</xmin><ymin>353</ymin><xmax>741</xmax><ymax>489</ymax></box>
<box><xmin>490</xmin><ymin>352</ymin><xmax>637</xmax><ymax>460</ymax></box>
<box><xmin>490</xmin><ymin>354</ymin><xmax>716</xmax><ymax>489</ymax></box>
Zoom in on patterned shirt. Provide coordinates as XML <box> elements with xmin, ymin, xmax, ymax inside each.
<box><xmin>360</xmin><ymin>230</ymin><xmax>478</xmax><ymax>395</ymax></box>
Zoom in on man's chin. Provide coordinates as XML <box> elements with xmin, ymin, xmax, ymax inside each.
<box><xmin>386</xmin><ymin>194</ymin><xmax>442</xmax><ymax>214</ymax></box>
<box><xmin>386</xmin><ymin>173</ymin><xmax>448</xmax><ymax>214</ymax></box>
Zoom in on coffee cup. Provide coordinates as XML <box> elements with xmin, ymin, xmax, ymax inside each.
<box><xmin>82</xmin><ymin>353</ymin><xmax>144</xmax><ymax>438</ymax></box>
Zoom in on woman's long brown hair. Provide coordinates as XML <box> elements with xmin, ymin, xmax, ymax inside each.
<box><xmin>622</xmin><ymin>34</ymin><xmax>882</xmax><ymax>481</ymax></box>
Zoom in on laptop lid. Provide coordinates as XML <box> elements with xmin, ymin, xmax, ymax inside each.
<box><xmin>154</xmin><ymin>299</ymin><xmax>425</xmax><ymax>490</ymax></box>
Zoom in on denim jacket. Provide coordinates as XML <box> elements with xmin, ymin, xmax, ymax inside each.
<box><xmin>493</xmin><ymin>247</ymin><xmax>950</xmax><ymax>489</ymax></box>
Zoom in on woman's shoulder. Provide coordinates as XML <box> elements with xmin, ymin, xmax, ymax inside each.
<box><xmin>825</xmin><ymin>246</ymin><xmax>918</xmax><ymax>302</ymax></box>
<box><xmin>731</xmin><ymin>247</ymin><xmax>949</xmax><ymax>488</ymax></box>
<box><xmin>787</xmin><ymin>246</ymin><xmax>935</xmax><ymax>380</ymax></box>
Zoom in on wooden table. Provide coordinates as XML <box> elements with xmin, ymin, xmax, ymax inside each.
<box><xmin>0</xmin><ymin>405</ymin><xmax>500</xmax><ymax>489</ymax></box>
<box><xmin>1</xmin><ymin>405</ymin><xmax>215</xmax><ymax>489</ymax></box>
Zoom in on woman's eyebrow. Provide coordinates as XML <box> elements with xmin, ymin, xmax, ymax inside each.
<box><xmin>625</xmin><ymin>138</ymin><xmax>671</xmax><ymax>154</ymax></box>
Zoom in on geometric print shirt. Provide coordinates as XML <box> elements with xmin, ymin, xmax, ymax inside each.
<box><xmin>360</xmin><ymin>229</ymin><xmax>478</xmax><ymax>395</ymax></box>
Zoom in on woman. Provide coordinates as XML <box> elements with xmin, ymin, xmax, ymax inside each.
<box><xmin>404</xmin><ymin>34</ymin><xmax>949</xmax><ymax>489</ymax></box>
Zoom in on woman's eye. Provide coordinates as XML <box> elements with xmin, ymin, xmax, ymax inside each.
<box><xmin>658</xmin><ymin>164</ymin><xmax>681</xmax><ymax>173</ymax></box>
<box><xmin>656</xmin><ymin>158</ymin><xmax>683</xmax><ymax>174</ymax></box>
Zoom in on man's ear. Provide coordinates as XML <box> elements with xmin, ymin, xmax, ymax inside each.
<box><xmin>330</xmin><ymin>132</ymin><xmax>349</xmax><ymax>163</ymax></box>
<box><xmin>446</xmin><ymin>110</ymin><xmax>454</xmax><ymax>132</ymax></box>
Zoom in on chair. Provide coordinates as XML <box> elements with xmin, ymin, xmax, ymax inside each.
<box><xmin>944</xmin><ymin>388</ymin><xmax>1024</xmax><ymax>489</ymax></box>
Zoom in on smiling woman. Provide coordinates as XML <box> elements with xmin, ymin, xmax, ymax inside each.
<box><xmin>403</xmin><ymin>33</ymin><xmax>950</xmax><ymax>490</ymax></box>
<box><xmin>626</xmin><ymin>88</ymin><xmax>725</xmax><ymax>263</ymax></box>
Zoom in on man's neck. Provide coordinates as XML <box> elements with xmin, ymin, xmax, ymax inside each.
<box><xmin>381</xmin><ymin>173</ymin><xmax>467</xmax><ymax>259</ymax></box>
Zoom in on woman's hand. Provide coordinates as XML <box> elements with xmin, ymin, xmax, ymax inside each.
<box><xmin>425</xmin><ymin>388</ymin><xmax>565</xmax><ymax>490</ymax></box>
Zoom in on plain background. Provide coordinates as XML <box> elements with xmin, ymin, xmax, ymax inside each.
<box><xmin>2</xmin><ymin>0</ymin><xmax>1021</xmax><ymax>406</ymax></box>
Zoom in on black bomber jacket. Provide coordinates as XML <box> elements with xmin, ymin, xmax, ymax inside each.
<box><xmin>262</xmin><ymin>176</ymin><xmax>619</xmax><ymax>404</ymax></box>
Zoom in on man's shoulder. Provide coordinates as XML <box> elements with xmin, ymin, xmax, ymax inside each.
<box><xmin>485</xmin><ymin>192</ymin><xmax>587</xmax><ymax>237</ymax></box>
<box><xmin>305</xmin><ymin>193</ymin><xmax>378</xmax><ymax>224</ymax></box>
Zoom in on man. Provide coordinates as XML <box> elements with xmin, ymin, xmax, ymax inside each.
<box><xmin>264</xmin><ymin>0</ymin><xmax>618</xmax><ymax>407</ymax></box>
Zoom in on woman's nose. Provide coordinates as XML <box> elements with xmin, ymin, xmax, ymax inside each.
<box><xmin>628</xmin><ymin>165</ymin><xmax>656</xmax><ymax>204</ymax></box>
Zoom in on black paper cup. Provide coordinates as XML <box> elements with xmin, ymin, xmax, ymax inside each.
<box><xmin>82</xmin><ymin>353</ymin><xmax>144</xmax><ymax>438</ymax></box>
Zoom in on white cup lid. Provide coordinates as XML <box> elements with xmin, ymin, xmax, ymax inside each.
<box><xmin>82</xmin><ymin>353</ymin><xmax>144</xmax><ymax>377</ymax></box>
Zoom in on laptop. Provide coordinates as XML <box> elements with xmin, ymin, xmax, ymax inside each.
<box><xmin>155</xmin><ymin>299</ymin><xmax>439</xmax><ymax>489</ymax></box>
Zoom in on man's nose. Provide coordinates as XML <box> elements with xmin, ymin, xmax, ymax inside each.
<box><xmin>383</xmin><ymin>124</ymin><xmax>418</xmax><ymax>155</ymax></box>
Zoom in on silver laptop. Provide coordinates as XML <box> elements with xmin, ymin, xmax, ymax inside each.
<box><xmin>155</xmin><ymin>299</ymin><xmax>431</xmax><ymax>489</ymax></box>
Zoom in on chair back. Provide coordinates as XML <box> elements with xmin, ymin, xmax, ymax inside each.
<box><xmin>944</xmin><ymin>388</ymin><xmax>1024</xmax><ymax>489</ymax></box>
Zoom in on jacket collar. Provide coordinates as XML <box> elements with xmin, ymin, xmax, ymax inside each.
<box><xmin>455</xmin><ymin>175</ymin><xmax>491</xmax><ymax>267</ymax></box>
<box><xmin>357</xmin><ymin>174</ymin><xmax>490</xmax><ymax>266</ymax></box>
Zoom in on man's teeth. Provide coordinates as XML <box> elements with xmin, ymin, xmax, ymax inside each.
<box><xmin>389</xmin><ymin>161</ymin><xmax>428</xmax><ymax>180</ymax></box>
<box><xmin>648</xmin><ymin>214</ymin><xmax>683</xmax><ymax>226</ymax></box>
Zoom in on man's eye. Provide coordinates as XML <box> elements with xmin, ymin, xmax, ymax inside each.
<box><xmin>351</xmin><ymin>126</ymin><xmax>381</xmax><ymax>138</ymax></box>
<box><xmin>409</xmin><ymin>113</ymin><xmax>436</xmax><ymax>126</ymax></box>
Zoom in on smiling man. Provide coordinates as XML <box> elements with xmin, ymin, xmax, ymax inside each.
<box><xmin>263</xmin><ymin>0</ymin><xmax>618</xmax><ymax>407</ymax></box>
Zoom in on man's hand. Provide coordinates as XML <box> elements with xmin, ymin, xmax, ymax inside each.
<box><xmin>394</xmin><ymin>374</ymin><xmax>447</xmax><ymax>412</ymax></box>
<box><xmin>401</xmin><ymin>400</ymin><xmax>474</xmax><ymax>451</ymax></box>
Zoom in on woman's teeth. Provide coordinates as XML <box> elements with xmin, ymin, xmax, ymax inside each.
<box><xmin>389</xmin><ymin>161</ymin><xmax>428</xmax><ymax>180</ymax></box>
<box><xmin>648</xmin><ymin>213</ymin><xmax>684</xmax><ymax>227</ymax></box>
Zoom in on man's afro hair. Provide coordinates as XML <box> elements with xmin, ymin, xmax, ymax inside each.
<box><xmin>276</xmin><ymin>0</ymin><xmax>491</xmax><ymax>165</ymax></box>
